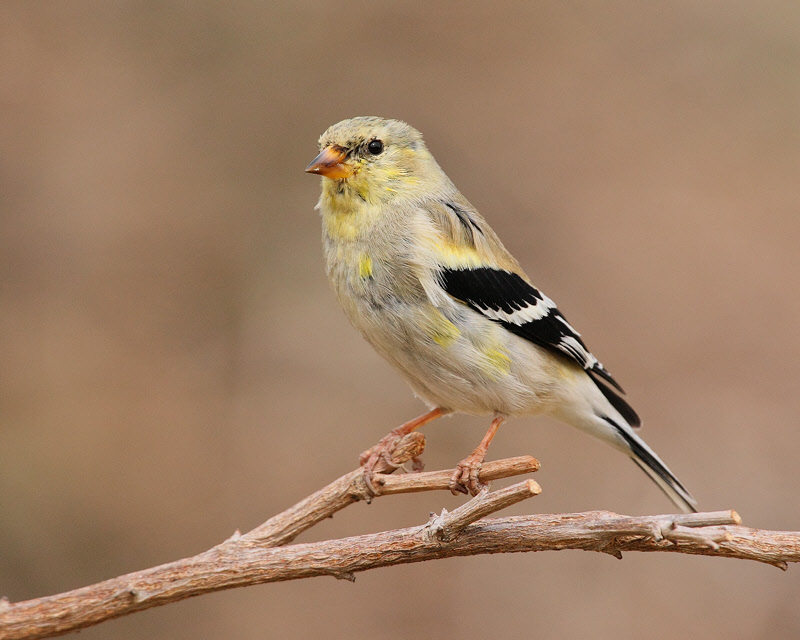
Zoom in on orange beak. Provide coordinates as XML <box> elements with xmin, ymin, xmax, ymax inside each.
<box><xmin>305</xmin><ymin>145</ymin><xmax>354</xmax><ymax>179</ymax></box>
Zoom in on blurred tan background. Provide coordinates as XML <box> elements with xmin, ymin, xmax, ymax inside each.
<box><xmin>2</xmin><ymin>2</ymin><xmax>799</xmax><ymax>638</ymax></box>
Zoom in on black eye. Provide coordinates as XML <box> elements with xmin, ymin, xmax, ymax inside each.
<box><xmin>367</xmin><ymin>139</ymin><xmax>384</xmax><ymax>155</ymax></box>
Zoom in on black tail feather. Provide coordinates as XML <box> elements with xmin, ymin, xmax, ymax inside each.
<box><xmin>590</xmin><ymin>369</ymin><xmax>641</xmax><ymax>427</ymax></box>
<box><xmin>616</xmin><ymin>425</ymin><xmax>697</xmax><ymax>513</ymax></box>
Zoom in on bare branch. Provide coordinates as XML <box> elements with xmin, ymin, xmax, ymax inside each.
<box><xmin>0</xmin><ymin>454</ymin><xmax>540</xmax><ymax>639</ymax></box>
<box><xmin>1</xmin><ymin>449</ymin><xmax>798</xmax><ymax>640</ymax></box>
<box><xmin>375</xmin><ymin>456</ymin><xmax>540</xmax><ymax>495</ymax></box>
<box><xmin>244</xmin><ymin>450</ymin><xmax>541</xmax><ymax>547</ymax></box>
<box><xmin>425</xmin><ymin>480</ymin><xmax>541</xmax><ymax>542</ymax></box>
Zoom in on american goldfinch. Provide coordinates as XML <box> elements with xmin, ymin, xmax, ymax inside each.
<box><xmin>306</xmin><ymin>116</ymin><xmax>697</xmax><ymax>513</ymax></box>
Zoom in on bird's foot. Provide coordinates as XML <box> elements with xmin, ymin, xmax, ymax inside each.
<box><xmin>360</xmin><ymin>431</ymin><xmax>426</xmax><ymax>495</ymax></box>
<box><xmin>450</xmin><ymin>415</ymin><xmax>504</xmax><ymax>496</ymax></box>
<box><xmin>358</xmin><ymin>408</ymin><xmax>443</xmax><ymax>496</ymax></box>
<box><xmin>360</xmin><ymin>432</ymin><xmax>402</xmax><ymax>469</ymax></box>
<box><xmin>449</xmin><ymin>451</ymin><xmax>487</xmax><ymax>496</ymax></box>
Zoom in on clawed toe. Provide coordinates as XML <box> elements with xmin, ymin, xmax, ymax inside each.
<box><xmin>449</xmin><ymin>456</ymin><xmax>486</xmax><ymax>496</ymax></box>
<box><xmin>360</xmin><ymin>435</ymin><xmax>403</xmax><ymax>494</ymax></box>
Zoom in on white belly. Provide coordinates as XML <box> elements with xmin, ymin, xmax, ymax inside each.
<box><xmin>337</xmin><ymin>275</ymin><xmax>569</xmax><ymax>415</ymax></box>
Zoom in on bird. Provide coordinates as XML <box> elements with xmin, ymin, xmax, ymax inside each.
<box><xmin>305</xmin><ymin>116</ymin><xmax>697</xmax><ymax>513</ymax></box>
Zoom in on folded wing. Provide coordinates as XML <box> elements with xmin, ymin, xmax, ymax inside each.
<box><xmin>439</xmin><ymin>266</ymin><xmax>641</xmax><ymax>427</ymax></box>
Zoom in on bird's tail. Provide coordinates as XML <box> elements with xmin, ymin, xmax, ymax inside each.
<box><xmin>611</xmin><ymin>420</ymin><xmax>698</xmax><ymax>513</ymax></box>
<box><xmin>555</xmin><ymin>380</ymin><xmax>698</xmax><ymax>513</ymax></box>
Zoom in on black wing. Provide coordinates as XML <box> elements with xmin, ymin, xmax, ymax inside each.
<box><xmin>440</xmin><ymin>266</ymin><xmax>640</xmax><ymax>427</ymax></box>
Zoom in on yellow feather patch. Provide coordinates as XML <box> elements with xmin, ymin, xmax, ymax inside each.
<box><xmin>481</xmin><ymin>347</ymin><xmax>512</xmax><ymax>379</ymax></box>
<box><xmin>358</xmin><ymin>254</ymin><xmax>373</xmax><ymax>279</ymax></box>
<box><xmin>427</xmin><ymin>309</ymin><xmax>461</xmax><ymax>347</ymax></box>
<box><xmin>324</xmin><ymin>215</ymin><xmax>359</xmax><ymax>240</ymax></box>
<box><xmin>429</xmin><ymin>240</ymin><xmax>484</xmax><ymax>268</ymax></box>
<box><xmin>321</xmin><ymin>182</ymin><xmax>379</xmax><ymax>240</ymax></box>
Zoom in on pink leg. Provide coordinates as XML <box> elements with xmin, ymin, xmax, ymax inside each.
<box><xmin>450</xmin><ymin>415</ymin><xmax>506</xmax><ymax>496</ymax></box>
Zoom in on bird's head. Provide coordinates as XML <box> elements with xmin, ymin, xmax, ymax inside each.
<box><xmin>306</xmin><ymin>116</ymin><xmax>444</xmax><ymax>206</ymax></box>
